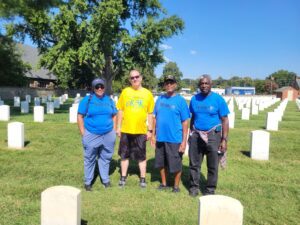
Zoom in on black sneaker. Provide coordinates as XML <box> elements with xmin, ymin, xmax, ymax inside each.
<box><xmin>139</xmin><ymin>177</ymin><xmax>147</xmax><ymax>188</ymax></box>
<box><xmin>157</xmin><ymin>183</ymin><xmax>168</xmax><ymax>191</ymax></box>
<box><xmin>189</xmin><ymin>189</ymin><xmax>199</xmax><ymax>197</ymax></box>
<box><xmin>103</xmin><ymin>182</ymin><xmax>111</xmax><ymax>188</ymax></box>
<box><xmin>84</xmin><ymin>184</ymin><xmax>92</xmax><ymax>191</ymax></box>
<box><xmin>172</xmin><ymin>187</ymin><xmax>180</xmax><ymax>193</ymax></box>
<box><xmin>119</xmin><ymin>177</ymin><xmax>126</xmax><ymax>187</ymax></box>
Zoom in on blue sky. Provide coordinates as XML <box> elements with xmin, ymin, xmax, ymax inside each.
<box><xmin>156</xmin><ymin>0</ymin><xmax>300</xmax><ymax>80</ymax></box>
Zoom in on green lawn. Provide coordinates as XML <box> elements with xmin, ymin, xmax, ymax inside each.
<box><xmin>0</xmin><ymin>99</ymin><xmax>299</xmax><ymax>225</ymax></box>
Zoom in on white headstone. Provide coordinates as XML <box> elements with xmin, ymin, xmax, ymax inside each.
<box><xmin>251</xmin><ymin>104</ymin><xmax>258</xmax><ymax>115</ymax></box>
<box><xmin>21</xmin><ymin>101</ymin><xmax>29</xmax><ymax>113</ymax></box>
<box><xmin>241</xmin><ymin>108</ymin><xmax>250</xmax><ymax>120</ymax></box>
<box><xmin>46</xmin><ymin>102</ymin><xmax>54</xmax><ymax>114</ymax></box>
<box><xmin>14</xmin><ymin>96</ymin><xmax>20</xmax><ymax>107</ymax></box>
<box><xmin>34</xmin><ymin>97</ymin><xmax>41</xmax><ymax>106</ymax></box>
<box><xmin>228</xmin><ymin>112</ymin><xmax>235</xmax><ymax>129</ymax></box>
<box><xmin>250</xmin><ymin>130</ymin><xmax>270</xmax><ymax>160</ymax></box>
<box><xmin>8</xmin><ymin>122</ymin><xmax>24</xmax><ymax>149</ymax></box>
<box><xmin>41</xmin><ymin>185</ymin><xmax>81</xmax><ymax>225</ymax></box>
<box><xmin>53</xmin><ymin>99</ymin><xmax>60</xmax><ymax>109</ymax></box>
<box><xmin>0</xmin><ymin>100</ymin><xmax>4</xmax><ymax>106</ymax></box>
<box><xmin>47</xmin><ymin>95</ymin><xmax>52</xmax><ymax>101</ymax></box>
<box><xmin>198</xmin><ymin>195</ymin><xmax>243</xmax><ymax>225</ymax></box>
<box><xmin>265</xmin><ymin>112</ymin><xmax>278</xmax><ymax>131</ymax></box>
<box><xmin>25</xmin><ymin>95</ymin><xmax>31</xmax><ymax>103</ymax></box>
<box><xmin>76</xmin><ymin>93</ymin><xmax>81</xmax><ymax>98</ymax></box>
<box><xmin>0</xmin><ymin>105</ymin><xmax>10</xmax><ymax>121</ymax></box>
<box><xmin>69</xmin><ymin>106</ymin><xmax>78</xmax><ymax>123</ymax></box>
<box><xmin>184</xmin><ymin>128</ymin><xmax>190</xmax><ymax>156</ymax></box>
<box><xmin>34</xmin><ymin>106</ymin><xmax>44</xmax><ymax>122</ymax></box>
<box><xmin>113</xmin><ymin>96</ymin><xmax>118</xmax><ymax>103</ymax></box>
<box><xmin>42</xmin><ymin>96</ymin><xmax>47</xmax><ymax>104</ymax></box>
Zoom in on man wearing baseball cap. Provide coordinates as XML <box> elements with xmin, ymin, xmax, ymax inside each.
<box><xmin>151</xmin><ymin>75</ymin><xmax>190</xmax><ymax>193</ymax></box>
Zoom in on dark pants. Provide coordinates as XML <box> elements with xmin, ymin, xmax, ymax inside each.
<box><xmin>188</xmin><ymin>131</ymin><xmax>221</xmax><ymax>194</ymax></box>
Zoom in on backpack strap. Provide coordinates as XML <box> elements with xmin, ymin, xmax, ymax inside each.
<box><xmin>85</xmin><ymin>93</ymin><xmax>93</xmax><ymax>116</ymax></box>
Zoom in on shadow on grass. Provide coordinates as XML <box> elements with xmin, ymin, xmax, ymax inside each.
<box><xmin>241</xmin><ymin>150</ymin><xmax>250</xmax><ymax>158</ymax></box>
<box><xmin>25</xmin><ymin>140</ymin><xmax>30</xmax><ymax>147</ymax></box>
<box><xmin>81</xmin><ymin>219</ymin><xmax>88</xmax><ymax>225</ymax></box>
<box><xmin>90</xmin><ymin>158</ymin><xmax>118</xmax><ymax>185</ymax></box>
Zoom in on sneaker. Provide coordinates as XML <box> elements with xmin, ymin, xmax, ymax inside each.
<box><xmin>157</xmin><ymin>183</ymin><xmax>168</xmax><ymax>191</ymax></box>
<box><xmin>172</xmin><ymin>187</ymin><xmax>180</xmax><ymax>193</ymax></box>
<box><xmin>139</xmin><ymin>177</ymin><xmax>147</xmax><ymax>188</ymax></box>
<box><xmin>189</xmin><ymin>189</ymin><xmax>199</xmax><ymax>197</ymax></box>
<box><xmin>84</xmin><ymin>184</ymin><xmax>92</xmax><ymax>191</ymax></box>
<box><xmin>103</xmin><ymin>182</ymin><xmax>111</xmax><ymax>188</ymax></box>
<box><xmin>119</xmin><ymin>177</ymin><xmax>126</xmax><ymax>187</ymax></box>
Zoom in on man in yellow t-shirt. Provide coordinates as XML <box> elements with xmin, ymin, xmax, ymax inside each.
<box><xmin>116</xmin><ymin>69</ymin><xmax>154</xmax><ymax>188</ymax></box>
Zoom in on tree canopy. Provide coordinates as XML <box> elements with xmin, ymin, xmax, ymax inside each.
<box><xmin>11</xmin><ymin>0</ymin><xmax>184</xmax><ymax>94</ymax></box>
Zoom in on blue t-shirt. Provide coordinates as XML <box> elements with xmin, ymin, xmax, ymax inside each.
<box><xmin>78</xmin><ymin>94</ymin><xmax>117</xmax><ymax>135</ymax></box>
<box><xmin>189</xmin><ymin>92</ymin><xmax>229</xmax><ymax>131</ymax></box>
<box><xmin>154</xmin><ymin>94</ymin><xmax>190</xmax><ymax>143</ymax></box>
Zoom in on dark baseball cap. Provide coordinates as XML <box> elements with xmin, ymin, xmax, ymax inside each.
<box><xmin>164</xmin><ymin>75</ymin><xmax>177</xmax><ymax>83</ymax></box>
<box><xmin>91</xmin><ymin>78</ymin><xmax>105</xmax><ymax>88</ymax></box>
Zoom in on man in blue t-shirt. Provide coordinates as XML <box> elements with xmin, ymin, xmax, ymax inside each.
<box><xmin>188</xmin><ymin>75</ymin><xmax>229</xmax><ymax>197</ymax></box>
<box><xmin>77</xmin><ymin>78</ymin><xmax>117</xmax><ymax>191</ymax></box>
<box><xmin>151</xmin><ymin>75</ymin><xmax>190</xmax><ymax>193</ymax></box>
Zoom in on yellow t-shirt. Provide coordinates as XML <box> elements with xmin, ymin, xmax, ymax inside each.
<box><xmin>117</xmin><ymin>87</ymin><xmax>154</xmax><ymax>134</ymax></box>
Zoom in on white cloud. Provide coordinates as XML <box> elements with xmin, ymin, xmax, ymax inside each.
<box><xmin>160</xmin><ymin>44</ymin><xmax>172</xmax><ymax>50</ymax></box>
<box><xmin>190</xmin><ymin>50</ymin><xmax>197</xmax><ymax>55</ymax></box>
<box><xmin>163</xmin><ymin>56</ymin><xmax>171</xmax><ymax>63</ymax></box>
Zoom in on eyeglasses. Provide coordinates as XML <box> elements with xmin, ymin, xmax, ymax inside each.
<box><xmin>130</xmin><ymin>75</ymin><xmax>140</xmax><ymax>80</ymax></box>
<box><xmin>95</xmin><ymin>84</ymin><xmax>105</xmax><ymax>90</ymax></box>
<box><xmin>164</xmin><ymin>80</ymin><xmax>176</xmax><ymax>85</ymax></box>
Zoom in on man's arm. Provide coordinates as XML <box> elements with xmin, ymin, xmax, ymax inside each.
<box><xmin>179</xmin><ymin>120</ymin><xmax>189</xmax><ymax>152</ymax></box>
<box><xmin>150</xmin><ymin>116</ymin><xmax>156</xmax><ymax>148</ymax></box>
<box><xmin>116</xmin><ymin>110</ymin><xmax>123</xmax><ymax>137</ymax></box>
<box><xmin>146</xmin><ymin>113</ymin><xmax>153</xmax><ymax>141</ymax></box>
<box><xmin>219</xmin><ymin>116</ymin><xmax>229</xmax><ymax>152</ymax></box>
<box><xmin>77</xmin><ymin>114</ymin><xmax>85</xmax><ymax>136</ymax></box>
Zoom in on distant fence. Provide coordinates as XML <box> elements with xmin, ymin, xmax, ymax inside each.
<box><xmin>0</xmin><ymin>87</ymin><xmax>90</xmax><ymax>99</ymax></box>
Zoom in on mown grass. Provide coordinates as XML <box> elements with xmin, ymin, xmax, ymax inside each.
<box><xmin>0</xmin><ymin>99</ymin><xmax>299</xmax><ymax>225</ymax></box>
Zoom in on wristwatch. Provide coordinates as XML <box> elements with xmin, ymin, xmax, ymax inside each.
<box><xmin>221</xmin><ymin>137</ymin><xmax>228</xmax><ymax>142</ymax></box>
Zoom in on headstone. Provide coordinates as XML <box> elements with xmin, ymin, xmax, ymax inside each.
<box><xmin>14</xmin><ymin>96</ymin><xmax>20</xmax><ymax>107</ymax></box>
<box><xmin>265</xmin><ymin>112</ymin><xmax>278</xmax><ymax>131</ymax></box>
<box><xmin>251</xmin><ymin>104</ymin><xmax>258</xmax><ymax>115</ymax></box>
<box><xmin>8</xmin><ymin>122</ymin><xmax>24</xmax><ymax>149</ymax></box>
<box><xmin>0</xmin><ymin>100</ymin><xmax>4</xmax><ymax>106</ymax></box>
<box><xmin>228</xmin><ymin>112</ymin><xmax>235</xmax><ymax>129</ymax></box>
<box><xmin>198</xmin><ymin>195</ymin><xmax>243</xmax><ymax>225</ymax></box>
<box><xmin>76</xmin><ymin>93</ymin><xmax>81</xmax><ymax>98</ymax></box>
<box><xmin>21</xmin><ymin>101</ymin><xmax>29</xmax><ymax>113</ymax></box>
<box><xmin>34</xmin><ymin>106</ymin><xmax>44</xmax><ymax>122</ymax></box>
<box><xmin>53</xmin><ymin>99</ymin><xmax>60</xmax><ymax>109</ymax></box>
<box><xmin>41</xmin><ymin>96</ymin><xmax>47</xmax><ymax>104</ymax></box>
<box><xmin>250</xmin><ymin>130</ymin><xmax>270</xmax><ymax>160</ymax></box>
<box><xmin>47</xmin><ymin>95</ymin><xmax>52</xmax><ymax>101</ymax></box>
<box><xmin>69</xmin><ymin>106</ymin><xmax>78</xmax><ymax>123</ymax></box>
<box><xmin>46</xmin><ymin>102</ymin><xmax>54</xmax><ymax>114</ymax></box>
<box><xmin>0</xmin><ymin>105</ymin><xmax>10</xmax><ymax>121</ymax></box>
<box><xmin>114</xmin><ymin>96</ymin><xmax>118</xmax><ymax>103</ymax></box>
<box><xmin>34</xmin><ymin>97</ymin><xmax>41</xmax><ymax>106</ymax></box>
<box><xmin>184</xmin><ymin>128</ymin><xmax>190</xmax><ymax>156</ymax></box>
<box><xmin>241</xmin><ymin>108</ymin><xmax>250</xmax><ymax>120</ymax></box>
<box><xmin>41</xmin><ymin>185</ymin><xmax>81</xmax><ymax>225</ymax></box>
<box><xmin>25</xmin><ymin>95</ymin><xmax>31</xmax><ymax>103</ymax></box>
<box><xmin>64</xmin><ymin>93</ymin><xmax>69</xmax><ymax>100</ymax></box>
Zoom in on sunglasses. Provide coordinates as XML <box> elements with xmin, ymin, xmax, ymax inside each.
<box><xmin>130</xmin><ymin>75</ymin><xmax>140</xmax><ymax>80</ymax></box>
<box><xmin>164</xmin><ymin>80</ymin><xmax>176</xmax><ymax>85</ymax></box>
<box><xmin>95</xmin><ymin>84</ymin><xmax>105</xmax><ymax>90</ymax></box>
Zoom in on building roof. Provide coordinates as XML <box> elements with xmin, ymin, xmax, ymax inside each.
<box><xmin>274</xmin><ymin>86</ymin><xmax>297</xmax><ymax>92</ymax></box>
<box><xmin>17</xmin><ymin>44</ymin><xmax>57</xmax><ymax>81</ymax></box>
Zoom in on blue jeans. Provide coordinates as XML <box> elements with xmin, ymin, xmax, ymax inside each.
<box><xmin>82</xmin><ymin>129</ymin><xmax>116</xmax><ymax>185</ymax></box>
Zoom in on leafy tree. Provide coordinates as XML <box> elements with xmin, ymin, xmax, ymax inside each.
<box><xmin>0</xmin><ymin>35</ymin><xmax>30</xmax><ymax>86</ymax></box>
<box><xmin>265</xmin><ymin>79</ymin><xmax>279</xmax><ymax>94</ymax></box>
<box><xmin>253</xmin><ymin>79</ymin><xmax>266</xmax><ymax>94</ymax></box>
<box><xmin>11</xmin><ymin>0</ymin><xmax>184</xmax><ymax>94</ymax></box>
<box><xmin>267</xmin><ymin>70</ymin><xmax>297</xmax><ymax>88</ymax></box>
<box><xmin>158</xmin><ymin>61</ymin><xmax>183</xmax><ymax>91</ymax></box>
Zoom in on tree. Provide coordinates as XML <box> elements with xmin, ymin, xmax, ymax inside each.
<box><xmin>11</xmin><ymin>0</ymin><xmax>184</xmax><ymax>94</ymax></box>
<box><xmin>267</xmin><ymin>70</ymin><xmax>297</xmax><ymax>88</ymax></box>
<box><xmin>0</xmin><ymin>35</ymin><xmax>30</xmax><ymax>86</ymax></box>
<box><xmin>158</xmin><ymin>61</ymin><xmax>183</xmax><ymax>91</ymax></box>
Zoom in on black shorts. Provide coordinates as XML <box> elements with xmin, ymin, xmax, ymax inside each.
<box><xmin>154</xmin><ymin>142</ymin><xmax>182</xmax><ymax>173</ymax></box>
<box><xmin>118</xmin><ymin>133</ymin><xmax>147</xmax><ymax>161</ymax></box>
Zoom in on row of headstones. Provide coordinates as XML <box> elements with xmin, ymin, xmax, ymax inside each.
<box><xmin>41</xmin><ymin>185</ymin><xmax>243</xmax><ymax>225</ymax></box>
<box><xmin>0</xmin><ymin>94</ymin><xmax>70</xmax><ymax>122</ymax></box>
<box><xmin>265</xmin><ymin>99</ymin><xmax>288</xmax><ymax>131</ymax></box>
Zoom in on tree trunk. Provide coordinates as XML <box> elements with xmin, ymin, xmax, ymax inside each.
<box><xmin>103</xmin><ymin>55</ymin><xmax>114</xmax><ymax>95</ymax></box>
